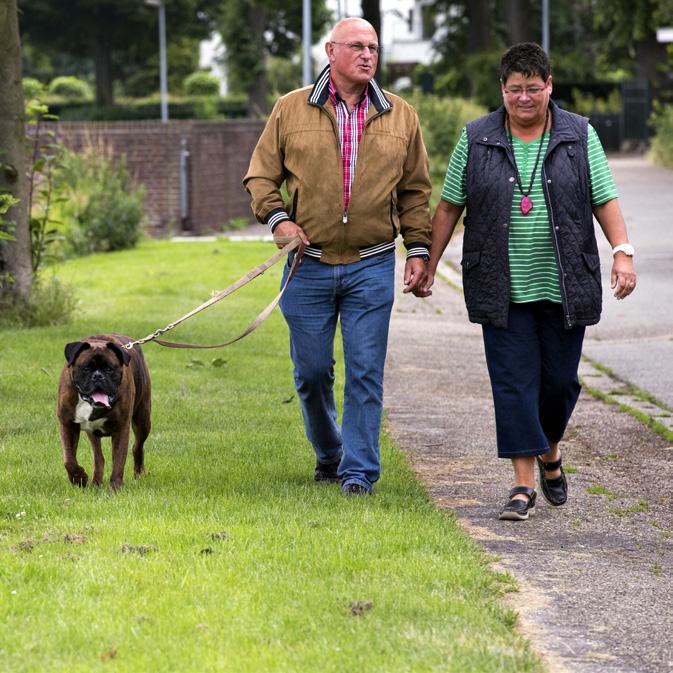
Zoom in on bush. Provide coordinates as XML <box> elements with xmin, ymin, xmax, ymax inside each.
<box><xmin>183</xmin><ymin>71</ymin><xmax>221</xmax><ymax>96</ymax></box>
<box><xmin>0</xmin><ymin>275</ymin><xmax>77</xmax><ymax>328</ymax></box>
<box><xmin>649</xmin><ymin>104</ymin><xmax>673</xmax><ymax>169</ymax></box>
<box><xmin>48</xmin><ymin>96</ymin><xmax>248</xmax><ymax>121</ymax></box>
<box><xmin>570</xmin><ymin>88</ymin><xmax>622</xmax><ymax>116</ymax></box>
<box><xmin>404</xmin><ymin>93</ymin><xmax>487</xmax><ymax>181</ymax></box>
<box><xmin>48</xmin><ymin>76</ymin><xmax>92</xmax><ymax>101</ymax></box>
<box><xmin>52</xmin><ymin>144</ymin><xmax>145</xmax><ymax>256</ymax></box>
<box><xmin>23</xmin><ymin>77</ymin><xmax>45</xmax><ymax>101</ymax></box>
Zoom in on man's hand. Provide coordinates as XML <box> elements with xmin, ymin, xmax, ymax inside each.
<box><xmin>273</xmin><ymin>220</ymin><xmax>310</xmax><ymax>249</ymax></box>
<box><xmin>611</xmin><ymin>254</ymin><xmax>636</xmax><ymax>300</ymax></box>
<box><xmin>403</xmin><ymin>257</ymin><xmax>428</xmax><ymax>295</ymax></box>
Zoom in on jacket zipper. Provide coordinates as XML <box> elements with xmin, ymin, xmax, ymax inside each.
<box><xmin>542</xmin><ymin>162</ymin><xmax>572</xmax><ymax>327</ymax></box>
<box><xmin>339</xmin><ymin>107</ymin><xmax>389</xmax><ymax>225</ymax></box>
<box><xmin>320</xmin><ymin>106</ymin><xmax>388</xmax><ymax>224</ymax></box>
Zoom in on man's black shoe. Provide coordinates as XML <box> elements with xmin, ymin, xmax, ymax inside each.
<box><xmin>314</xmin><ymin>460</ymin><xmax>340</xmax><ymax>483</ymax></box>
<box><xmin>341</xmin><ymin>482</ymin><xmax>370</xmax><ymax>496</ymax></box>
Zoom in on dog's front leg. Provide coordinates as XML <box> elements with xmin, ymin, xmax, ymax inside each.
<box><xmin>109</xmin><ymin>426</ymin><xmax>131</xmax><ymax>490</ymax></box>
<box><xmin>61</xmin><ymin>422</ymin><xmax>88</xmax><ymax>487</ymax></box>
<box><xmin>86</xmin><ymin>432</ymin><xmax>105</xmax><ymax>486</ymax></box>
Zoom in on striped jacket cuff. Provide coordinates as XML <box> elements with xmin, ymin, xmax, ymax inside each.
<box><xmin>406</xmin><ymin>244</ymin><xmax>430</xmax><ymax>260</ymax></box>
<box><xmin>265</xmin><ymin>208</ymin><xmax>291</xmax><ymax>233</ymax></box>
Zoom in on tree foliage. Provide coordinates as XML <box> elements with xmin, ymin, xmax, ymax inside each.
<box><xmin>18</xmin><ymin>0</ymin><xmax>219</xmax><ymax>104</ymax></box>
<box><xmin>427</xmin><ymin>0</ymin><xmax>673</xmax><ymax>108</ymax></box>
<box><xmin>217</xmin><ymin>0</ymin><xmax>332</xmax><ymax>116</ymax></box>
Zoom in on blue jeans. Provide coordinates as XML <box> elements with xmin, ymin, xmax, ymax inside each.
<box><xmin>279</xmin><ymin>251</ymin><xmax>395</xmax><ymax>492</ymax></box>
<box><xmin>482</xmin><ymin>301</ymin><xmax>585</xmax><ymax>459</ymax></box>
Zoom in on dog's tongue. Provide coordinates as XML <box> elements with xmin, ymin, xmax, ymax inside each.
<box><xmin>91</xmin><ymin>392</ymin><xmax>111</xmax><ymax>408</ymax></box>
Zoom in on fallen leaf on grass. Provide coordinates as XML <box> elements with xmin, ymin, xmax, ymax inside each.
<box><xmin>186</xmin><ymin>360</ymin><xmax>204</xmax><ymax>369</ymax></box>
<box><xmin>200</xmin><ymin>547</ymin><xmax>214</xmax><ymax>555</ymax></box>
<box><xmin>210</xmin><ymin>531</ymin><xmax>228</xmax><ymax>541</ymax></box>
<box><xmin>281</xmin><ymin>395</ymin><xmax>295</xmax><ymax>404</ymax></box>
<box><xmin>350</xmin><ymin>600</ymin><xmax>373</xmax><ymax>616</ymax></box>
<box><xmin>211</xmin><ymin>358</ymin><xmax>227</xmax><ymax>368</ymax></box>
<box><xmin>100</xmin><ymin>648</ymin><xmax>117</xmax><ymax>661</ymax></box>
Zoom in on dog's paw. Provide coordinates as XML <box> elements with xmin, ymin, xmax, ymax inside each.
<box><xmin>68</xmin><ymin>466</ymin><xmax>88</xmax><ymax>488</ymax></box>
<box><xmin>108</xmin><ymin>478</ymin><xmax>124</xmax><ymax>491</ymax></box>
<box><xmin>133</xmin><ymin>465</ymin><xmax>145</xmax><ymax>478</ymax></box>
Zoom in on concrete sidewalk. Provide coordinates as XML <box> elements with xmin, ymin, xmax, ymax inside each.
<box><xmin>384</xmin><ymin>259</ymin><xmax>673</xmax><ymax>673</ymax></box>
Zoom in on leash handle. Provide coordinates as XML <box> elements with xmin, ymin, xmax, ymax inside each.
<box><xmin>124</xmin><ymin>237</ymin><xmax>303</xmax><ymax>350</ymax></box>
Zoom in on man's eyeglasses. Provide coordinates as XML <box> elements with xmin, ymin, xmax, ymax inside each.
<box><xmin>503</xmin><ymin>84</ymin><xmax>547</xmax><ymax>97</ymax></box>
<box><xmin>331</xmin><ymin>41</ymin><xmax>381</xmax><ymax>54</ymax></box>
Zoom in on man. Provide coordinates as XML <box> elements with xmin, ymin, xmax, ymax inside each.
<box><xmin>243</xmin><ymin>18</ymin><xmax>431</xmax><ymax>496</ymax></box>
<box><xmin>420</xmin><ymin>43</ymin><xmax>636</xmax><ymax>520</ymax></box>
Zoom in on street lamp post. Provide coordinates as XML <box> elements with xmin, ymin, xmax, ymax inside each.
<box><xmin>145</xmin><ymin>0</ymin><xmax>169</xmax><ymax>122</ymax></box>
<box><xmin>302</xmin><ymin>0</ymin><xmax>312</xmax><ymax>86</ymax></box>
<box><xmin>541</xmin><ymin>0</ymin><xmax>549</xmax><ymax>53</ymax></box>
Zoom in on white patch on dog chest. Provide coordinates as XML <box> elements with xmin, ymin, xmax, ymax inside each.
<box><xmin>74</xmin><ymin>398</ymin><xmax>107</xmax><ymax>433</ymax></box>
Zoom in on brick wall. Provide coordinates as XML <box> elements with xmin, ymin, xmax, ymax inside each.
<box><xmin>52</xmin><ymin>120</ymin><xmax>266</xmax><ymax>237</ymax></box>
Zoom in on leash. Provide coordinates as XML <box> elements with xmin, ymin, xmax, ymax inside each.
<box><xmin>123</xmin><ymin>236</ymin><xmax>304</xmax><ymax>351</ymax></box>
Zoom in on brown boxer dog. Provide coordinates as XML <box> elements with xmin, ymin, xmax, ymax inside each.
<box><xmin>57</xmin><ymin>334</ymin><xmax>151</xmax><ymax>490</ymax></box>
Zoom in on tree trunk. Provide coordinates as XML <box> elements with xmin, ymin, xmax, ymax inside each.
<box><xmin>466</xmin><ymin>0</ymin><xmax>492</xmax><ymax>52</ymax></box>
<box><xmin>0</xmin><ymin>0</ymin><xmax>31</xmax><ymax>301</ymax></box>
<box><xmin>503</xmin><ymin>0</ymin><xmax>531</xmax><ymax>44</ymax></box>
<box><xmin>361</xmin><ymin>0</ymin><xmax>382</xmax><ymax>80</ymax></box>
<box><xmin>247</xmin><ymin>3</ymin><xmax>267</xmax><ymax>117</ymax></box>
<box><xmin>361</xmin><ymin>0</ymin><xmax>381</xmax><ymax>40</ymax></box>
<box><xmin>94</xmin><ymin>36</ymin><xmax>114</xmax><ymax>106</ymax></box>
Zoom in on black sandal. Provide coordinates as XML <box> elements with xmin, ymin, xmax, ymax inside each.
<box><xmin>499</xmin><ymin>486</ymin><xmax>536</xmax><ymax>521</ymax></box>
<box><xmin>536</xmin><ymin>455</ymin><xmax>567</xmax><ymax>506</ymax></box>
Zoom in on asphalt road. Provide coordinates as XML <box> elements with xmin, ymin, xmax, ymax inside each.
<box><xmin>582</xmin><ymin>157</ymin><xmax>673</xmax><ymax>408</ymax></box>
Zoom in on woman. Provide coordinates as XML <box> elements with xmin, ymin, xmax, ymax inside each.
<box><xmin>420</xmin><ymin>43</ymin><xmax>636</xmax><ymax>520</ymax></box>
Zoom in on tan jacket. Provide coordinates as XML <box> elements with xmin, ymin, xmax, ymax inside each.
<box><xmin>243</xmin><ymin>67</ymin><xmax>431</xmax><ymax>264</ymax></box>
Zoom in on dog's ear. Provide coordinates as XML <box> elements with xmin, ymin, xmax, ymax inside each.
<box><xmin>106</xmin><ymin>341</ymin><xmax>131</xmax><ymax>366</ymax></box>
<box><xmin>64</xmin><ymin>341</ymin><xmax>90</xmax><ymax>366</ymax></box>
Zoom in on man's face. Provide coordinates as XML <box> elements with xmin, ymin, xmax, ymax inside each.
<box><xmin>326</xmin><ymin>22</ymin><xmax>379</xmax><ymax>86</ymax></box>
<box><xmin>501</xmin><ymin>72</ymin><xmax>552</xmax><ymax>127</ymax></box>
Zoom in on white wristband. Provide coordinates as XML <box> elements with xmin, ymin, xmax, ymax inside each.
<box><xmin>612</xmin><ymin>243</ymin><xmax>634</xmax><ymax>257</ymax></box>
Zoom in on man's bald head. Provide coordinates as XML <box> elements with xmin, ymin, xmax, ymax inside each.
<box><xmin>325</xmin><ymin>17</ymin><xmax>379</xmax><ymax>90</ymax></box>
<box><xmin>329</xmin><ymin>17</ymin><xmax>377</xmax><ymax>43</ymax></box>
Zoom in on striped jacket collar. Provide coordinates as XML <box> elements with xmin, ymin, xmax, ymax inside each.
<box><xmin>308</xmin><ymin>64</ymin><xmax>392</xmax><ymax>113</ymax></box>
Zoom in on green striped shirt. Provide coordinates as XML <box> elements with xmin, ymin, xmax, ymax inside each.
<box><xmin>441</xmin><ymin>124</ymin><xmax>618</xmax><ymax>304</ymax></box>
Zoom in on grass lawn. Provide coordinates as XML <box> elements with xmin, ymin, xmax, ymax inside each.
<box><xmin>0</xmin><ymin>239</ymin><xmax>540</xmax><ymax>673</ymax></box>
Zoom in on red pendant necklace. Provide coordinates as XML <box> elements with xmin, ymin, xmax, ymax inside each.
<box><xmin>506</xmin><ymin>108</ymin><xmax>550</xmax><ymax>215</ymax></box>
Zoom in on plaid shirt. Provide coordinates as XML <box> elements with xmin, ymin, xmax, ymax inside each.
<box><xmin>328</xmin><ymin>78</ymin><xmax>370</xmax><ymax>218</ymax></box>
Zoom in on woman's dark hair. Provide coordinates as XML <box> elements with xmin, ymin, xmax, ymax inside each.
<box><xmin>500</xmin><ymin>42</ymin><xmax>551</xmax><ymax>83</ymax></box>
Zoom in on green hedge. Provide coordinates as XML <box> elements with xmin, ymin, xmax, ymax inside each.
<box><xmin>46</xmin><ymin>96</ymin><xmax>248</xmax><ymax>121</ymax></box>
<box><xmin>649</xmin><ymin>104</ymin><xmax>673</xmax><ymax>169</ymax></box>
<box><xmin>48</xmin><ymin>76</ymin><xmax>92</xmax><ymax>101</ymax></box>
<box><xmin>183</xmin><ymin>71</ymin><xmax>220</xmax><ymax>96</ymax></box>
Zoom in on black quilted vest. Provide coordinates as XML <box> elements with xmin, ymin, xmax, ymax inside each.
<box><xmin>462</xmin><ymin>100</ymin><xmax>602</xmax><ymax>329</ymax></box>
